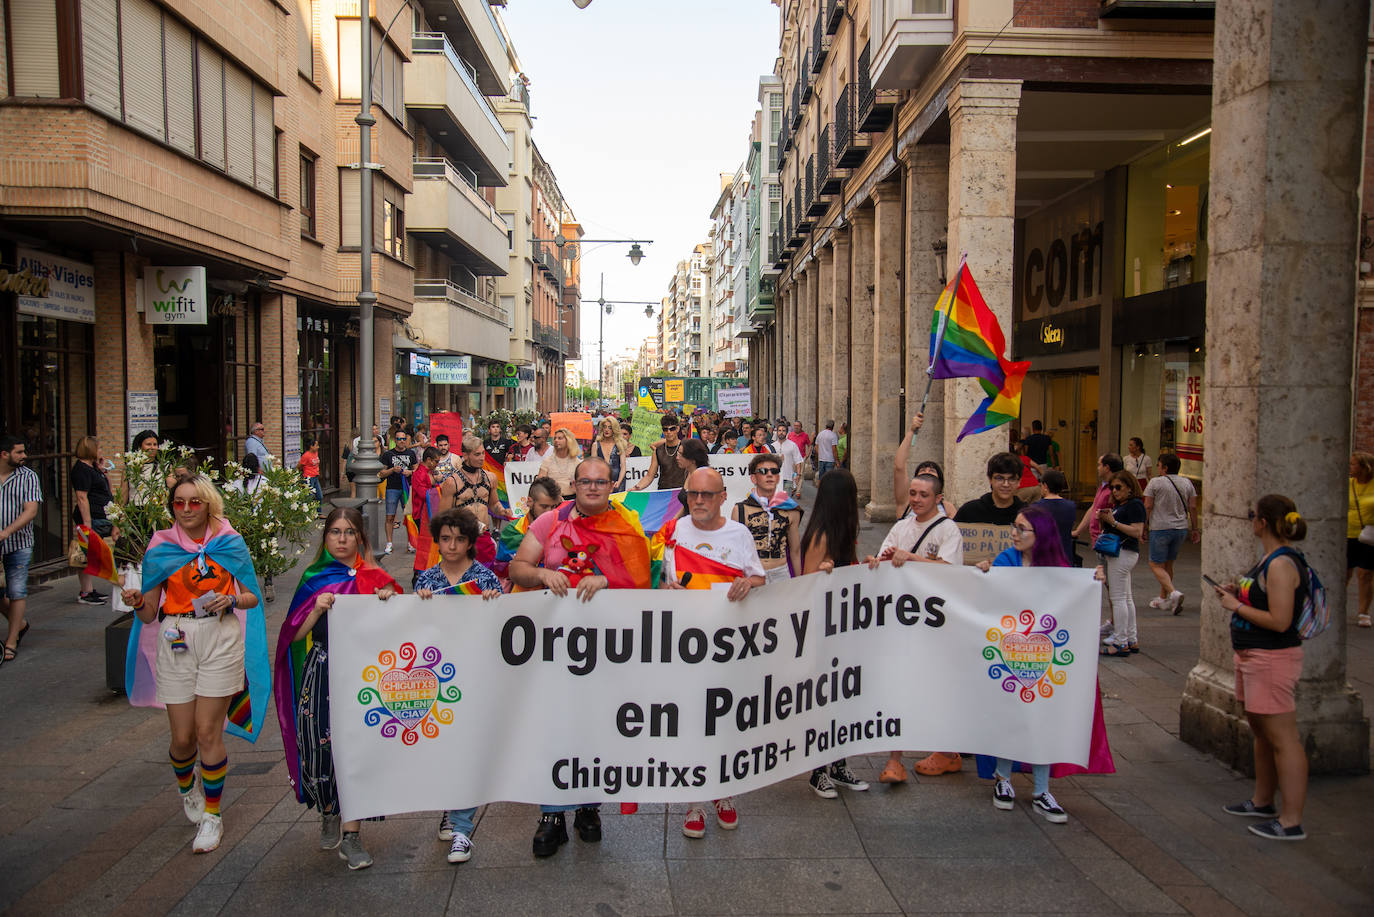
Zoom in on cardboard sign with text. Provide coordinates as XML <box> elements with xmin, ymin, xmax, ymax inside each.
<box><xmin>957</xmin><ymin>524</ymin><xmax>1016</xmax><ymax>565</ymax></box>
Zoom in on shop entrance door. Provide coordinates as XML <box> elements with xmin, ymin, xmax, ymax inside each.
<box><xmin>1019</xmin><ymin>371</ymin><xmax>1099</xmax><ymax>503</ymax></box>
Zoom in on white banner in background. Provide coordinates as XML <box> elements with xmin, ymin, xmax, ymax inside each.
<box><xmin>504</xmin><ymin>454</ymin><xmax>791</xmax><ymax>515</ymax></box>
<box><xmin>329</xmin><ymin>563</ymin><xmax>1101</xmax><ymax>821</ymax></box>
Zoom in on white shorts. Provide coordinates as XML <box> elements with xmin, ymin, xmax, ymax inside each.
<box><xmin>155</xmin><ymin>613</ymin><xmax>246</xmax><ymax>705</ymax></box>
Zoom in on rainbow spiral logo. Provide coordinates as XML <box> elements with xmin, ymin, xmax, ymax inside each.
<box><xmin>983</xmin><ymin>611</ymin><xmax>1073</xmax><ymax>703</ymax></box>
<box><xmin>358</xmin><ymin>642</ymin><xmax>461</xmax><ymax>744</ymax></box>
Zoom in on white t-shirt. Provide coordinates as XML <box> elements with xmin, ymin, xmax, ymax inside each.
<box><xmin>815</xmin><ymin>429</ymin><xmax>839</xmax><ymax>462</ymax></box>
<box><xmin>1125</xmin><ymin>452</ymin><xmax>1152</xmax><ymax>480</ymax></box>
<box><xmin>1143</xmin><ymin>474</ymin><xmax>1195</xmax><ymax>530</ymax></box>
<box><xmin>665</xmin><ymin>517</ymin><xmax>766</xmax><ymax>583</ymax></box>
<box><xmin>529</xmin><ymin>444</ymin><xmax>554</xmax><ymax>462</ymax></box>
<box><xmin>878</xmin><ymin>513</ymin><xmax>964</xmax><ymax>565</ymax></box>
<box><xmin>775</xmin><ymin>438</ymin><xmax>804</xmax><ymax>475</ymax></box>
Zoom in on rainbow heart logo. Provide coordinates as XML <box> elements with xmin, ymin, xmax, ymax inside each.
<box><xmin>983</xmin><ymin>611</ymin><xmax>1073</xmax><ymax>703</ymax></box>
<box><xmin>359</xmin><ymin>643</ymin><xmax>461</xmax><ymax>744</ymax></box>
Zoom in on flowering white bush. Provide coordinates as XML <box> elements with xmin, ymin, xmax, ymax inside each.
<box><xmin>221</xmin><ymin>458</ymin><xmax>319</xmax><ymax>579</ymax></box>
<box><xmin>106</xmin><ymin>444</ymin><xmax>214</xmax><ymax>565</ymax></box>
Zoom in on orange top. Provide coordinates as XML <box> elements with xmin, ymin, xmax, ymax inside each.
<box><xmin>299</xmin><ymin>450</ymin><xmax>320</xmax><ymax>479</ymax></box>
<box><xmin>161</xmin><ymin>550</ymin><xmax>241</xmax><ymax>616</ymax></box>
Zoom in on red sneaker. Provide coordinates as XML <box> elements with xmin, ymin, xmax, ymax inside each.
<box><xmin>682</xmin><ymin>807</ymin><xmax>707</xmax><ymax>838</ymax></box>
<box><xmin>713</xmin><ymin>797</ymin><xmax>738</xmax><ymax>830</ymax></box>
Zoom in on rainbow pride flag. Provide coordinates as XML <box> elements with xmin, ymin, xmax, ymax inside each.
<box><xmin>611</xmin><ymin>489</ymin><xmax>681</xmax><ymax>540</ymax></box>
<box><xmin>929</xmin><ymin>263</ymin><xmax>1030</xmax><ymax>441</ymax></box>
<box><xmin>76</xmin><ymin>524</ymin><xmax>120</xmax><ymax>585</ymax></box>
<box><xmin>484</xmin><ymin>450</ymin><xmax>509</xmax><ymax>510</ymax></box>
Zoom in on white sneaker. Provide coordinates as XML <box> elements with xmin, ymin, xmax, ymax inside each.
<box><xmin>446</xmin><ymin>832</ymin><xmax>473</xmax><ymax>863</ymax></box>
<box><xmin>406</xmin><ymin>543</ymin><xmax>415</xmax><ymax>553</ymax></box>
<box><xmin>1168</xmin><ymin>591</ymin><xmax>1184</xmax><ymax>614</ymax></box>
<box><xmin>1149</xmin><ymin>597</ymin><xmax>1168</xmax><ymax>609</ymax></box>
<box><xmin>383</xmin><ymin>542</ymin><xmax>393</xmax><ymax>555</ymax></box>
<box><xmin>193</xmin><ymin>814</ymin><xmax>223</xmax><ymax>853</ymax></box>
<box><xmin>180</xmin><ymin>783</ymin><xmax>206</xmax><ymax>825</ymax></box>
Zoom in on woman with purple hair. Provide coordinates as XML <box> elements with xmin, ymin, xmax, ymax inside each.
<box><xmin>973</xmin><ymin>505</ymin><xmax>1114</xmax><ymax>823</ymax></box>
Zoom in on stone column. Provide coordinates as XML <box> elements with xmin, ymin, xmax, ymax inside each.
<box><xmin>1180</xmin><ymin>0</ymin><xmax>1369</xmax><ymax>774</ymax></box>
<box><xmin>849</xmin><ymin>205</ymin><xmax>876</xmax><ymax>504</ymax></box>
<box><xmin>943</xmin><ymin>79</ymin><xmax>1021</xmax><ymax>505</ymax></box>
<box><xmin>867</xmin><ymin>183</ymin><xmax>904</xmax><ymax>522</ymax></box>
<box><xmin>830</xmin><ymin>230</ymin><xmax>851</xmax><ymax>436</ymax></box>
<box><xmin>795</xmin><ymin>269</ymin><xmax>812</xmax><ymax>423</ymax></box>
<box><xmin>817</xmin><ymin>246</ymin><xmax>835</xmax><ymax>428</ymax></box>
<box><xmin>799</xmin><ymin>262</ymin><xmax>819</xmax><ymax>437</ymax></box>
<box><xmin>779</xmin><ymin>281</ymin><xmax>793</xmax><ymax>419</ymax></box>
<box><xmin>903</xmin><ymin>144</ymin><xmax>950</xmax><ymax>477</ymax></box>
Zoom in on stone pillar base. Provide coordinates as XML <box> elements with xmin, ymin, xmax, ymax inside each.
<box><xmin>864</xmin><ymin>501</ymin><xmax>897</xmax><ymax>524</ymax></box>
<box><xmin>1181</xmin><ymin>661</ymin><xmax>1370</xmax><ymax>776</ymax></box>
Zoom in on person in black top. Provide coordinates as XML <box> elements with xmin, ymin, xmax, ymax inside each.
<box><xmin>632</xmin><ymin>414</ymin><xmax>688</xmax><ymax>492</ymax></box>
<box><xmin>1035</xmin><ymin>469</ymin><xmax>1079</xmax><ymax>565</ymax></box>
<box><xmin>71</xmin><ymin>435</ymin><xmax>114</xmax><ymax>605</ymax></box>
<box><xmin>379</xmin><ymin>430</ymin><xmax>416</xmax><ymax>555</ymax></box>
<box><xmin>1216</xmin><ymin>493</ymin><xmax>1309</xmax><ymax>841</ymax></box>
<box><xmin>484</xmin><ymin>420</ymin><xmax>513</xmax><ymax>465</ymax></box>
<box><xmin>1021</xmin><ymin>420</ymin><xmax>1054</xmax><ymax>467</ymax></box>
<box><xmin>1097</xmin><ymin>470</ymin><xmax>1147</xmax><ymax>656</ymax></box>
<box><xmin>953</xmin><ymin>452</ymin><xmax>1025</xmax><ymax>526</ymax></box>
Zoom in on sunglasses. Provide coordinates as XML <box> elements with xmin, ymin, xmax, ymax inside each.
<box><xmin>172</xmin><ymin>498</ymin><xmax>206</xmax><ymax>510</ymax></box>
<box><xmin>753</xmin><ymin>468</ymin><xmax>781</xmax><ymax>476</ymax></box>
<box><xmin>684</xmin><ymin>489</ymin><xmax>724</xmax><ymax>500</ymax></box>
<box><xmin>1110</xmin><ymin>484</ymin><xmax>1127</xmax><ymax>492</ymax></box>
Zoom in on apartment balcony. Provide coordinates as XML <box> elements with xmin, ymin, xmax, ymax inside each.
<box><xmin>834</xmin><ymin>83</ymin><xmax>870</xmax><ymax>168</ymax></box>
<box><xmin>795</xmin><ymin>177</ymin><xmax>813</xmax><ymax>233</ymax></box>
<box><xmin>825</xmin><ymin>0</ymin><xmax>845</xmax><ymax>34</ymax></box>
<box><xmin>812</xmin><ymin>15</ymin><xmax>831</xmax><ymax>73</ymax></box>
<box><xmin>791</xmin><ymin>83</ymin><xmax>803</xmax><ymax>129</ymax></box>
<box><xmin>406</xmin><ymin>32</ymin><xmax>509</xmax><ymax>187</ymax></box>
<box><xmin>412</xmin><ymin>279</ymin><xmax>510</xmax><ymax>362</ymax></box>
<box><xmin>800</xmin><ymin>51</ymin><xmax>814</xmax><ymax>103</ymax></box>
<box><xmin>409</xmin><ymin>158</ymin><xmax>509</xmax><ymax>276</ymax></box>
<box><xmin>869</xmin><ymin>0</ymin><xmax>954</xmax><ymax>90</ymax></box>
<box><xmin>857</xmin><ymin>43</ymin><xmax>900</xmax><ymax>133</ymax></box>
<box><xmin>414</xmin><ymin>0</ymin><xmax>510</xmax><ymax>96</ymax></box>
<box><xmin>531</xmin><ymin>241</ymin><xmax>564</xmax><ymax>288</ymax></box>
<box><xmin>816</xmin><ymin>123</ymin><xmax>842</xmax><ymax>196</ymax></box>
<box><xmin>531</xmin><ymin>319</ymin><xmax>570</xmax><ymax>355</ymax></box>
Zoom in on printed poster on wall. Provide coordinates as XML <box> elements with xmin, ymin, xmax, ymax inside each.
<box><xmin>328</xmin><ymin>563</ymin><xmax>1102</xmax><ymax>820</ymax></box>
<box><xmin>283</xmin><ymin>396</ymin><xmax>302</xmax><ymax>469</ymax></box>
<box><xmin>126</xmin><ymin>392</ymin><xmax>158</xmax><ymax>453</ymax></box>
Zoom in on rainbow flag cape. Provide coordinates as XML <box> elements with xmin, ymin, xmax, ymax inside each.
<box><xmin>484</xmin><ymin>450</ymin><xmax>509</xmax><ymax>510</ymax></box>
<box><xmin>274</xmin><ymin>555</ymin><xmax>400</xmax><ymax>803</ymax></box>
<box><xmin>76</xmin><ymin>524</ymin><xmax>119</xmax><ymax>584</ymax></box>
<box><xmin>127</xmin><ymin>520</ymin><xmax>268</xmax><ymax>742</ymax></box>
<box><xmin>410</xmin><ymin>472</ymin><xmax>442</xmax><ymax>569</ymax></box>
<box><xmin>515</xmin><ymin>500</ymin><xmax>658</xmax><ymax>591</ymax></box>
<box><xmin>928</xmin><ymin>263</ymin><xmax>1030</xmax><ymax>441</ymax></box>
<box><xmin>660</xmin><ymin>517</ymin><xmax>743</xmax><ymax>589</ymax></box>
<box><xmin>611</xmin><ymin>489</ymin><xmax>681</xmax><ymax>540</ymax></box>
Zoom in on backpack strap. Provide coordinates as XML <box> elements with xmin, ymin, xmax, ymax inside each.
<box><xmin>910</xmin><ymin>516</ymin><xmax>951</xmax><ymax>555</ymax></box>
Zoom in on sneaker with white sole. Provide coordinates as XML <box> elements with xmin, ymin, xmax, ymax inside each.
<box><xmin>180</xmin><ymin>783</ymin><xmax>206</xmax><ymax>825</ymax></box>
<box><xmin>192</xmin><ymin>814</ymin><xmax>223</xmax><ymax>853</ymax></box>
<box><xmin>77</xmin><ymin>590</ymin><xmax>107</xmax><ymax>606</ymax></box>
<box><xmin>406</xmin><ymin>543</ymin><xmax>415</xmax><ymax>554</ymax></box>
<box><xmin>1033</xmin><ymin>792</ymin><xmax>1068</xmax><ymax>823</ymax></box>
<box><xmin>829</xmin><ymin>763</ymin><xmax>870</xmax><ymax>791</ymax></box>
<box><xmin>446</xmin><ymin>832</ymin><xmax>474</xmax><ymax>863</ymax></box>
<box><xmin>993</xmin><ymin>777</ymin><xmax>1015</xmax><ymax>810</ymax></box>
<box><xmin>1149</xmin><ymin>596</ymin><xmax>1168</xmax><ymax>609</ymax></box>
<box><xmin>1248</xmin><ymin>819</ymin><xmax>1305</xmax><ymax>841</ymax></box>
<box><xmin>339</xmin><ymin>831</ymin><xmax>373</xmax><ymax>869</ymax></box>
<box><xmin>1168</xmin><ymin>591</ymin><xmax>1185</xmax><ymax>615</ymax></box>
<box><xmin>321</xmin><ymin>813</ymin><xmax>342</xmax><ymax>850</ymax></box>
<box><xmin>809</xmin><ymin>769</ymin><xmax>838</xmax><ymax>798</ymax></box>
<box><xmin>437</xmin><ymin>812</ymin><xmax>455</xmax><ymax>842</ymax></box>
<box><xmin>1222</xmin><ymin>799</ymin><xmax>1278</xmax><ymax>818</ymax></box>
<box><xmin>713</xmin><ymin>797</ymin><xmax>738</xmax><ymax>830</ymax></box>
<box><xmin>682</xmin><ymin>807</ymin><xmax>707</xmax><ymax>838</ymax></box>
<box><xmin>383</xmin><ymin>542</ymin><xmax>393</xmax><ymax>556</ymax></box>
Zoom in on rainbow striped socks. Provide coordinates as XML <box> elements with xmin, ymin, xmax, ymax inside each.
<box><xmin>200</xmin><ymin>757</ymin><xmax>227</xmax><ymax>817</ymax></box>
<box><xmin>170</xmin><ymin>751</ymin><xmax>197</xmax><ymax>794</ymax></box>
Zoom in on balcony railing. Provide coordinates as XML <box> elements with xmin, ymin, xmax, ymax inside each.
<box><xmin>805</xmin><ymin>156</ymin><xmax>814</xmax><ymax>210</ymax></box>
<box><xmin>413</xmin><ymin>158</ymin><xmax>501</xmax><ymax>225</ymax></box>
<box><xmin>825</xmin><ymin>0</ymin><xmax>844</xmax><ymax>35</ymax></box>
<box><xmin>816</xmin><ymin>123</ymin><xmax>838</xmax><ymax>196</ymax></box>
<box><xmin>812</xmin><ymin>14</ymin><xmax>831</xmax><ymax>73</ymax></box>
<box><xmin>412</xmin><ymin>33</ymin><xmax>505</xmax><ymax>141</ymax></box>
<box><xmin>800</xmin><ymin>51</ymin><xmax>814</xmax><ymax>102</ymax></box>
<box><xmin>834</xmin><ymin>83</ymin><xmax>868</xmax><ymax>169</ymax></box>
<box><xmin>791</xmin><ymin>83</ymin><xmax>803</xmax><ymax>129</ymax></box>
<box><xmin>857</xmin><ymin>42</ymin><xmax>898</xmax><ymax>134</ymax></box>
<box><xmin>414</xmin><ymin>279</ymin><xmax>509</xmax><ymax>326</ymax></box>
<box><xmin>795</xmin><ymin>177</ymin><xmax>812</xmax><ymax>231</ymax></box>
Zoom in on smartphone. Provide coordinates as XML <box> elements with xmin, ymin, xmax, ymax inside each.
<box><xmin>1201</xmin><ymin>574</ymin><xmax>1225</xmax><ymax>591</ymax></box>
<box><xmin>679</xmin><ymin>571</ymin><xmax>693</xmax><ymax>587</ymax></box>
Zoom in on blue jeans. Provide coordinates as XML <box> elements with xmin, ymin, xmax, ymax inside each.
<box><xmin>307</xmin><ymin>477</ymin><xmax>324</xmax><ymax>504</ymax></box>
<box><xmin>447</xmin><ymin>806</ymin><xmax>478</xmax><ymax>837</ymax></box>
<box><xmin>1148</xmin><ymin>528</ymin><xmax>1187</xmax><ymax>563</ymax></box>
<box><xmin>385</xmin><ymin>488</ymin><xmax>404</xmax><ymax>515</ymax></box>
<box><xmin>540</xmin><ymin>803</ymin><xmax>600</xmax><ymax>814</ymax></box>
<box><xmin>2</xmin><ymin>547</ymin><xmax>32</xmax><ymax>600</ymax></box>
<box><xmin>816</xmin><ymin>461</ymin><xmax>835</xmax><ymax>478</ymax></box>
<box><xmin>995</xmin><ymin>759</ymin><xmax>1050</xmax><ymax>796</ymax></box>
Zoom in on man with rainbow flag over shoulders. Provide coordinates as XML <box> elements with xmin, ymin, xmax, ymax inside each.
<box><xmin>660</xmin><ymin>466</ymin><xmax>766</xmax><ymax>841</ymax></box>
<box><xmin>508</xmin><ymin>455</ymin><xmax>656</xmax><ymax>858</ymax></box>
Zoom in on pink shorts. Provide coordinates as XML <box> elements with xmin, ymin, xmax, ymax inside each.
<box><xmin>1233</xmin><ymin>647</ymin><xmax>1303</xmax><ymax>715</ymax></box>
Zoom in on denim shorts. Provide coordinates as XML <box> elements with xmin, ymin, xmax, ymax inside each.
<box><xmin>1148</xmin><ymin>528</ymin><xmax>1188</xmax><ymax>563</ymax></box>
<box><xmin>2</xmin><ymin>547</ymin><xmax>32</xmax><ymax>600</ymax></box>
<box><xmin>385</xmin><ymin>488</ymin><xmax>404</xmax><ymax>514</ymax></box>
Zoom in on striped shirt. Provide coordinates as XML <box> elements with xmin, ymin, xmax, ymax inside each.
<box><xmin>0</xmin><ymin>465</ymin><xmax>43</xmax><ymax>554</ymax></box>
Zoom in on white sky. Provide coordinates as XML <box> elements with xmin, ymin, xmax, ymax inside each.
<box><xmin>499</xmin><ymin>0</ymin><xmax>780</xmax><ymax>384</ymax></box>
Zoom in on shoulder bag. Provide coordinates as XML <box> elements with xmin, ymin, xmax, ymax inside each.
<box><xmin>1354</xmin><ymin>480</ymin><xmax>1374</xmax><ymax>546</ymax></box>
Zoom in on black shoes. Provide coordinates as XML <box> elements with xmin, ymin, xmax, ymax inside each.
<box><xmin>573</xmin><ymin>806</ymin><xmax>602</xmax><ymax>842</ymax></box>
<box><xmin>532</xmin><ymin>812</ymin><xmax>568</xmax><ymax>857</ymax></box>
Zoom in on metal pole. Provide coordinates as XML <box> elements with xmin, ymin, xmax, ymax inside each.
<box><xmin>342</xmin><ymin>13</ymin><xmax>384</xmax><ymax>550</ymax></box>
<box><xmin>598</xmin><ymin>273</ymin><xmax>605</xmax><ymax>406</ymax></box>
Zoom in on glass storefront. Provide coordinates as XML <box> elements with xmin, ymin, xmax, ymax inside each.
<box><xmin>1123</xmin><ymin>125</ymin><xmax>1210</xmax><ymax>298</ymax></box>
<box><xmin>1118</xmin><ymin>340</ymin><xmax>1205</xmax><ymax>483</ymax></box>
<box><xmin>1020</xmin><ymin>371</ymin><xmax>1100</xmax><ymax>502</ymax></box>
<box><xmin>298</xmin><ymin>310</ymin><xmax>339</xmax><ymax>491</ymax></box>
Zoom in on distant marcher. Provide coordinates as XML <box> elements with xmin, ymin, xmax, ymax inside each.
<box><xmin>245</xmin><ymin>422</ymin><xmax>272</xmax><ymax>470</ymax></box>
<box><xmin>298</xmin><ymin>438</ymin><xmax>323</xmax><ymax>506</ymax></box>
<box><xmin>632</xmin><ymin>415</ymin><xmax>688</xmax><ymax>492</ymax></box>
<box><xmin>539</xmin><ymin>428</ymin><xmax>583</xmax><ymax>500</ymax></box>
<box><xmin>837</xmin><ymin>422</ymin><xmax>849</xmax><ymax>468</ymax></box>
<box><xmin>1035</xmin><ymin>469</ymin><xmax>1078</xmax><ymax>565</ymax></box>
<box><xmin>72</xmin><ymin>435</ymin><xmax>114</xmax><ymax>606</ymax></box>
<box><xmin>1021</xmin><ymin>420</ymin><xmax>1053</xmax><ymax>467</ymax></box>
<box><xmin>1144</xmin><ymin>453</ymin><xmax>1199</xmax><ymax>614</ymax></box>
<box><xmin>1217</xmin><ymin>495</ymin><xmax>1311</xmax><ymax>841</ymax></box>
<box><xmin>123</xmin><ymin>430</ymin><xmax>176</xmax><ymax>503</ymax></box>
<box><xmin>814</xmin><ymin>420</ymin><xmax>839</xmax><ymax>478</ymax></box>
<box><xmin>1124</xmin><ymin>437</ymin><xmax>1152</xmax><ymax>489</ymax></box>
<box><xmin>378</xmin><ymin>430</ymin><xmax>416</xmax><ymax>555</ymax></box>
<box><xmin>0</xmin><ymin>435</ymin><xmax>41</xmax><ymax>666</ymax></box>
<box><xmin>774</xmin><ymin>423</ymin><xmax>804</xmax><ymax>498</ymax></box>
<box><xmin>1347</xmin><ymin>451</ymin><xmax>1374</xmax><ymax>628</ymax></box>
<box><xmin>1098</xmin><ymin>471</ymin><xmax>1147</xmax><ymax>657</ymax></box>
<box><xmin>719</xmin><ymin>428</ymin><xmax>738</xmax><ymax>454</ymax></box>
<box><xmin>484</xmin><ymin>421</ymin><xmax>512</xmax><ymax>465</ymax></box>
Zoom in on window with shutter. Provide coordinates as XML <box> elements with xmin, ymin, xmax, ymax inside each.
<box><xmin>224</xmin><ymin>63</ymin><xmax>254</xmax><ymax>183</ymax></box>
<box><xmin>10</xmin><ymin>0</ymin><xmax>61</xmax><ymax>97</ymax></box>
<box><xmin>339</xmin><ymin>169</ymin><xmax>360</xmax><ymax>246</ymax></box>
<box><xmin>296</xmin><ymin>0</ymin><xmax>313</xmax><ymax>79</ymax></box>
<box><xmin>163</xmin><ymin>15</ymin><xmax>195</xmax><ymax>155</ymax></box>
<box><xmin>120</xmin><ymin>0</ymin><xmax>166</xmax><ymax>139</ymax></box>
<box><xmin>336</xmin><ymin>18</ymin><xmax>359</xmax><ymax>99</ymax></box>
<box><xmin>81</xmin><ymin>0</ymin><xmax>121</xmax><ymax>117</ymax></box>
<box><xmin>197</xmin><ymin>44</ymin><xmax>226</xmax><ymax>170</ymax></box>
<box><xmin>252</xmin><ymin>83</ymin><xmax>275</xmax><ymax>194</ymax></box>
<box><xmin>299</xmin><ymin>150</ymin><xmax>316</xmax><ymax>237</ymax></box>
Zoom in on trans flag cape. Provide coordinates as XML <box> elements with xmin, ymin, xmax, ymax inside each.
<box><xmin>274</xmin><ymin>554</ymin><xmax>401</xmax><ymax>803</ymax></box>
<box><xmin>125</xmin><ymin>520</ymin><xmax>270</xmax><ymax>743</ymax></box>
<box><xmin>928</xmin><ymin>263</ymin><xmax>1030</xmax><ymax>441</ymax></box>
<box><xmin>513</xmin><ymin>500</ymin><xmax>658</xmax><ymax>591</ymax></box>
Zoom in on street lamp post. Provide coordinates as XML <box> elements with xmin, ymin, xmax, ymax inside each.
<box><xmin>582</xmin><ymin>273</ymin><xmax>659</xmax><ymax>405</ymax></box>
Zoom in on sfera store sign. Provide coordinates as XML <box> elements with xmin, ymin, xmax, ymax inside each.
<box><xmin>143</xmin><ymin>267</ymin><xmax>208</xmax><ymax>324</ymax></box>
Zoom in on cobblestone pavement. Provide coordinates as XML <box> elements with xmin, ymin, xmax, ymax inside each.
<box><xmin>2</xmin><ymin>484</ymin><xmax>1372</xmax><ymax>915</ymax></box>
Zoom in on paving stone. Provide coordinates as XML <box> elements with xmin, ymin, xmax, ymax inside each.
<box><xmin>448</xmin><ymin>861</ymin><xmax>673</xmax><ymax>916</ymax></box>
<box><xmin>871</xmin><ymin>857</ymin><xmax>1122</xmax><ymax>913</ymax></box>
<box><xmin>664</xmin><ymin>813</ymin><xmax>864</xmax><ymax>859</ymax></box>
<box><xmin>1075</xmin><ymin>855</ymin><xmax>1187</xmax><ymax>913</ymax></box>
<box><xmin>220</xmin><ymin>872</ymin><xmax>456</xmax><ymax>917</ymax></box>
<box><xmin>669</xmin><ymin>858</ymin><xmax>899</xmax><ymax>914</ymax></box>
<box><xmin>463</xmin><ymin>813</ymin><xmax>667</xmax><ymax>867</ymax></box>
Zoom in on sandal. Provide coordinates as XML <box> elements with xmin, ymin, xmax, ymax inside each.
<box><xmin>913</xmin><ymin>752</ymin><xmax>962</xmax><ymax>776</ymax></box>
<box><xmin>2</xmin><ymin>646</ymin><xmax>15</xmax><ymax>664</ymax></box>
<box><xmin>14</xmin><ymin>622</ymin><xmax>29</xmax><ymax>647</ymax></box>
<box><xmin>1358</xmin><ymin>614</ymin><xmax>1371</xmax><ymax>628</ymax></box>
<box><xmin>1128</xmin><ymin>643</ymin><xmax>1140</xmax><ymax>654</ymax></box>
<box><xmin>1100</xmin><ymin>644</ymin><xmax>1130</xmax><ymax>657</ymax></box>
<box><xmin>878</xmin><ymin>761</ymin><xmax>908</xmax><ymax>784</ymax></box>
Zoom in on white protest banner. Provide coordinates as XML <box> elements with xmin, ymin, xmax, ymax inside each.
<box><xmin>505</xmin><ymin>453</ymin><xmax>790</xmax><ymax>516</ymax></box>
<box><xmin>329</xmin><ymin>563</ymin><xmax>1101</xmax><ymax>821</ymax></box>
<box><xmin>716</xmin><ymin>387</ymin><xmax>752</xmax><ymax>417</ymax></box>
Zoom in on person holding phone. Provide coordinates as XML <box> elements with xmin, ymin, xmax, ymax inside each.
<box><xmin>1215</xmin><ymin>494</ymin><xmax>1310</xmax><ymax>841</ymax></box>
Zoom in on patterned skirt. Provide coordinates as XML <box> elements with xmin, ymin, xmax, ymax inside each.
<box><xmin>296</xmin><ymin>643</ymin><xmax>338</xmax><ymax>814</ymax></box>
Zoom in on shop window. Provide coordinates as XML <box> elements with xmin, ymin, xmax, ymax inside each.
<box><xmin>297</xmin><ymin>312</ymin><xmax>337</xmax><ymax>491</ymax></box>
<box><xmin>1124</xmin><ymin>127</ymin><xmax>1210</xmax><ymax>298</ymax></box>
<box><xmin>1118</xmin><ymin>341</ymin><xmax>1205</xmax><ymax>482</ymax></box>
<box><xmin>300</xmin><ymin>149</ymin><xmax>317</xmax><ymax>238</ymax></box>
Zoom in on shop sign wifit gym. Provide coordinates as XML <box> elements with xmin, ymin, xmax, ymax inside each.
<box><xmin>143</xmin><ymin>267</ymin><xmax>209</xmax><ymax>325</ymax></box>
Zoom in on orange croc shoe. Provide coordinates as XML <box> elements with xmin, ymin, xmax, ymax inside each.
<box><xmin>878</xmin><ymin>761</ymin><xmax>908</xmax><ymax>784</ymax></box>
<box><xmin>913</xmin><ymin>752</ymin><xmax>962</xmax><ymax>776</ymax></box>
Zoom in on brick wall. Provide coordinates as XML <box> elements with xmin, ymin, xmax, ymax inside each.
<box><xmin>1356</xmin><ymin>304</ymin><xmax>1374</xmax><ymax>455</ymax></box>
<box><xmin>1014</xmin><ymin>0</ymin><xmax>1100</xmax><ymax>29</ymax></box>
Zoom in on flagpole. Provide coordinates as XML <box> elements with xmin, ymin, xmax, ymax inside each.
<box><xmin>914</xmin><ymin>253</ymin><xmax>968</xmax><ymax>443</ymax></box>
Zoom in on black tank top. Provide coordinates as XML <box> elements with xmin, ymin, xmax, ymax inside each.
<box><xmin>1230</xmin><ymin>547</ymin><xmax>1304</xmax><ymax>651</ymax></box>
<box><xmin>655</xmin><ymin>442</ymin><xmax>687</xmax><ymax>490</ymax></box>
